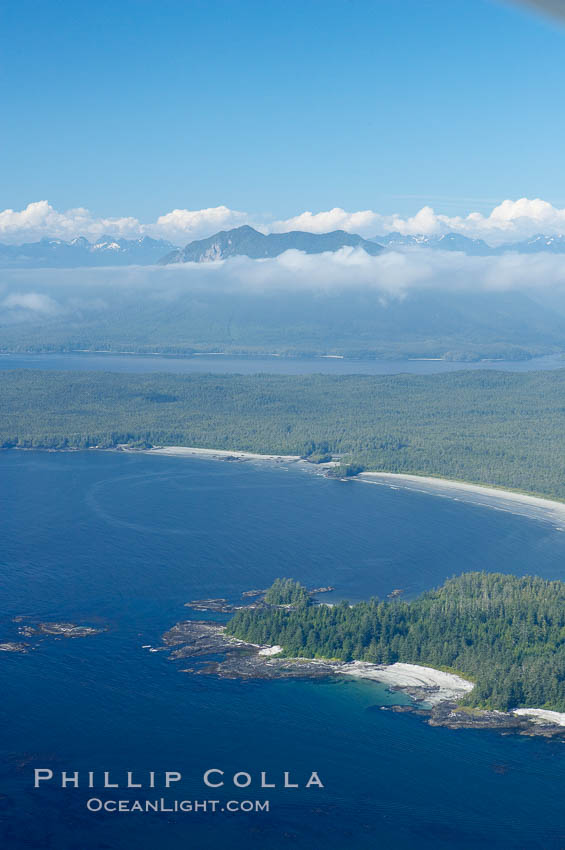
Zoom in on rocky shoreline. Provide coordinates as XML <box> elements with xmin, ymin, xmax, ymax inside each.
<box><xmin>426</xmin><ymin>702</ymin><xmax>564</xmax><ymax>737</ymax></box>
<box><xmin>157</xmin><ymin>617</ymin><xmax>565</xmax><ymax>740</ymax></box>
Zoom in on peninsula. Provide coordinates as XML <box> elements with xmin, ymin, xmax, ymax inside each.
<box><xmin>226</xmin><ymin>574</ymin><xmax>565</xmax><ymax>713</ymax></box>
<box><xmin>158</xmin><ymin>574</ymin><xmax>565</xmax><ymax>737</ymax></box>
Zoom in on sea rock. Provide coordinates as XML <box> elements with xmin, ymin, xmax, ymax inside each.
<box><xmin>17</xmin><ymin>622</ymin><xmax>104</xmax><ymax>638</ymax></box>
<box><xmin>213</xmin><ymin>654</ymin><xmax>338</xmax><ymax>680</ymax></box>
<box><xmin>0</xmin><ymin>642</ymin><xmax>30</xmax><ymax>653</ymax></box>
<box><xmin>184</xmin><ymin>598</ymin><xmax>240</xmax><ymax>613</ymax></box>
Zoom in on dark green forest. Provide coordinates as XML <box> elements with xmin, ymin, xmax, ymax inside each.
<box><xmin>264</xmin><ymin>578</ymin><xmax>311</xmax><ymax>606</ymax></box>
<box><xmin>227</xmin><ymin>573</ymin><xmax>565</xmax><ymax>712</ymax></box>
<box><xmin>2</xmin><ymin>368</ymin><xmax>565</xmax><ymax>498</ymax></box>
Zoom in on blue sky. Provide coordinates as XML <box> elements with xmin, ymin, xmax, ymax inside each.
<box><xmin>1</xmin><ymin>0</ymin><xmax>564</xmax><ymax>229</ymax></box>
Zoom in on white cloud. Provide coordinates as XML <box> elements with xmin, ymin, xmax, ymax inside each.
<box><xmin>210</xmin><ymin>248</ymin><xmax>565</xmax><ymax>296</ymax></box>
<box><xmin>1</xmin><ymin>291</ymin><xmax>60</xmax><ymax>323</ymax></box>
<box><xmin>4</xmin><ymin>247</ymin><xmax>565</xmax><ymax>304</ymax></box>
<box><xmin>2</xmin><ymin>292</ymin><xmax>59</xmax><ymax>312</ymax></box>
<box><xmin>0</xmin><ymin>201</ymin><xmax>248</xmax><ymax>245</ymax></box>
<box><xmin>271</xmin><ymin>207</ymin><xmax>380</xmax><ymax>235</ymax></box>
<box><xmin>0</xmin><ymin>201</ymin><xmax>142</xmax><ymax>244</ymax></box>
<box><xmin>150</xmin><ymin>205</ymin><xmax>249</xmax><ymax>243</ymax></box>
<box><xmin>271</xmin><ymin>199</ymin><xmax>565</xmax><ymax>244</ymax></box>
<box><xmin>413</xmin><ymin>198</ymin><xmax>565</xmax><ymax>244</ymax></box>
<box><xmin>2</xmin><ymin>198</ymin><xmax>565</xmax><ymax>246</ymax></box>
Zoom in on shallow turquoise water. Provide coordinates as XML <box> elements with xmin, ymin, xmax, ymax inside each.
<box><xmin>2</xmin><ymin>451</ymin><xmax>565</xmax><ymax>849</ymax></box>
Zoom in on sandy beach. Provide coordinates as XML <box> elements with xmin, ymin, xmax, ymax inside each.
<box><xmin>513</xmin><ymin>708</ymin><xmax>565</xmax><ymax>726</ymax></box>
<box><xmin>258</xmin><ymin>645</ymin><xmax>283</xmax><ymax>656</ymax></box>
<box><xmin>337</xmin><ymin>660</ymin><xmax>474</xmax><ymax>705</ymax></box>
<box><xmin>144</xmin><ymin>446</ymin><xmax>302</xmax><ymax>463</ymax></box>
<box><xmin>137</xmin><ymin>446</ymin><xmax>565</xmax><ymax>529</ymax></box>
<box><xmin>358</xmin><ymin>471</ymin><xmax>565</xmax><ymax>527</ymax></box>
<box><xmin>144</xmin><ymin>450</ymin><xmax>565</xmax><ymax>525</ymax></box>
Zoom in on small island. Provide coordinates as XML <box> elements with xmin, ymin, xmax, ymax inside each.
<box><xmin>0</xmin><ymin>620</ymin><xmax>106</xmax><ymax>653</ymax></box>
<box><xmin>17</xmin><ymin>622</ymin><xmax>104</xmax><ymax>638</ymax></box>
<box><xmin>0</xmin><ymin>642</ymin><xmax>30</xmax><ymax>653</ymax></box>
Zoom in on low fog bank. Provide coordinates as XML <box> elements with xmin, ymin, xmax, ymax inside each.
<box><xmin>3</xmin><ymin>246</ymin><xmax>565</xmax><ymax>305</ymax></box>
<box><xmin>2</xmin><ymin>248</ymin><xmax>565</xmax><ymax>359</ymax></box>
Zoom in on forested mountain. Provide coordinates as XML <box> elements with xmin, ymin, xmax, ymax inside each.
<box><xmin>227</xmin><ymin>573</ymin><xmax>565</xmax><ymax>712</ymax></box>
<box><xmin>2</xmin><ymin>284</ymin><xmax>564</xmax><ymax>361</ymax></box>
<box><xmin>159</xmin><ymin>225</ymin><xmax>383</xmax><ymax>263</ymax></box>
<box><xmin>3</xmin><ymin>368</ymin><xmax>565</xmax><ymax>499</ymax></box>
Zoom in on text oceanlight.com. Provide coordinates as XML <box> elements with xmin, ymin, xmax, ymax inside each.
<box><xmin>86</xmin><ymin>798</ymin><xmax>270</xmax><ymax>813</ymax></box>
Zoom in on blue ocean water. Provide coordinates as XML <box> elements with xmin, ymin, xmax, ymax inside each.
<box><xmin>2</xmin><ymin>450</ymin><xmax>565</xmax><ymax>849</ymax></box>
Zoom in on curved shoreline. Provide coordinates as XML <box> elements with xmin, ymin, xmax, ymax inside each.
<box><xmin>141</xmin><ymin>445</ymin><xmax>565</xmax><ymax>519</ymax></box>
<box><xmin>357</xmin><ymin>471</ymin><xmax>565</xmax><ymax>526</ymax></box>
<box><xmin>10</xmin><ymin>444</ymin><xmax>565</xmax><ymax>525</ymax></box>
<box><xmin>335</xmin><ymin>660</ymin><xmax>474</xmax><ymax>706</ymax></box>
<box><xmin>161</xmin><ymin>621</ymin><xmax>565</xmax><ymax>736</ymax></box>
<box><xmin>134</xmin><ymin>445</ymin><xmax>565</xmax><ymax>526</ymax></box>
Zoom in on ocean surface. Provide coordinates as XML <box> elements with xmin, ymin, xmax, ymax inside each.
<box><xmin>1</xmin><ymin>351</ymin><xmax>565</xmax><ymax>375</ymax></box>
<box><xmin>2</xmin><ymin>451</ymin><xmax>565</xmax><ymax>849</ymax></box>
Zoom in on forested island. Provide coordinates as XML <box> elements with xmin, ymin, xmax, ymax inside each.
<box><xmin>226</xmin><ymin>574</ymin><xmax>565</xmax><ymax>713</ymax></box>
<box><xmin>3</xmin><ymin>368</ymin><xmax>565</xmax><ymax>499</ymax></box>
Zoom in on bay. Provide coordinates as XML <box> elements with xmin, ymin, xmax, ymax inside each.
<box><xmin>1</xmin><ymin>451</ymin><xmax>565</xmax><ymax>849</ymax></box>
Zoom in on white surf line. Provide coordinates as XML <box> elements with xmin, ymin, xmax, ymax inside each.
<box><xmin>357</xmin><ymin>472</ymin><xmax>565</xmax><ymax>527</ymax></box>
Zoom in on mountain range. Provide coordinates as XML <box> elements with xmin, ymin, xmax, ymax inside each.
<box><xmin>372</xmin><ymin>232</ymin><xmax>565</xmax><ymax>255</ymax></box>
<box><xmin>159</xmin><ymin>224</ymin><xmax>383</xmax><ymax>263</ymax></box>
<box><xmin>0</xmin><ymin>235</ymin><xmax>176</xmax><ymax>268</ymax></box>
<box><xmin>162</xmin><ymin>226</ymin><xmax>565</xmax><ymax>264</ymax></box>
<box><xmin>2</xmin><ymin>227</ymin><xmax>565</xmax><ymax>268</ymax></box>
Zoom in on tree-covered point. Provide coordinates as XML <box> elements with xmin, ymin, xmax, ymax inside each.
<box><xmin>227</xmin><ymin>573</ymin><xmax>565</xmax><ymax>712</ymax></box>
<box><xmin>263</xmin><ymin>578</ymin><xmax>310</xmax><ymax>606</ymax></box>
<box><xmin>3</xmin><ymin>367</ymin><xmax>565</xmax><ymax>499</ymax></box>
